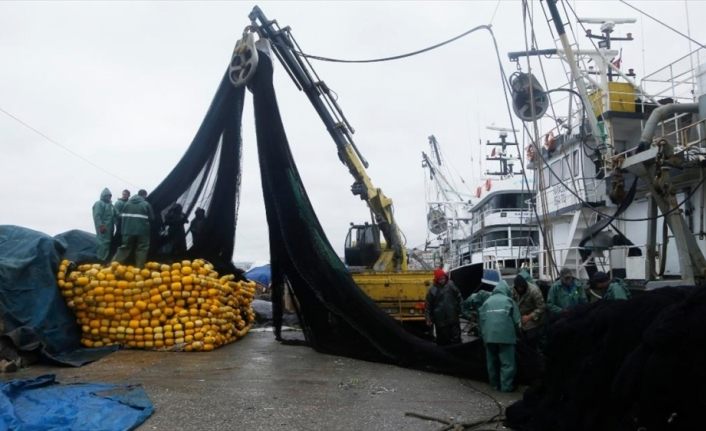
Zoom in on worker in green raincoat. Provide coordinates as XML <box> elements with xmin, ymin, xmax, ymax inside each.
<box><xmin>546</xmin><ymin>268</ymin><xmax>587</xmax><ymax>315</ymax></box>
<box><xmin>461</xmin><ymin>289</ymin><xmax>491</xmax><ymax>336</ymax></box>
<box><xmin>479</xmin><ymin>280</ymin><xmax>521</xmax><ymax>392</ymax></box>
<box><xmin>112</xmin><ymin>189</ymin><xmax>154</xmax><ymax>268</ymax></box>
<box><xmin>589</xmin><ymin>271</ymin><xmax>630</xmax><ymax>301</ymax></box>
<box><xmin>92</xmin><ymin>188</ymin><xmax>117</xmax><ymax>262</ymax></box>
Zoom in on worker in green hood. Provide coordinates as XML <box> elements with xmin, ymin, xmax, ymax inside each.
<box><xmin>479</xmin><ymin>280</ymin><xmax>521</xmax><ymax>392</ymax></box>
<box><xmin>589</xmin><ymin>271</ymin><xmax>630</xmax><ymax>301</ymax></box>
<box><xmin>547</xmin><ymin>267</ymin><xmax>587</xmax><ymax>315</ymax></box>
<box><xmin>92</xmin><ymin>188</ymin><xmax>117</xmax><ymax>262</ymax></box>
<box><xmin>112</xmin><ymin>189</ymin><xmax>154</xmax><ymax>268</ymax></box>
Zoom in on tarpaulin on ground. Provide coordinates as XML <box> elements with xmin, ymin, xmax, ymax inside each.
<box><xmin>244</xmin><ymin>264</ymin><xmax>271</xmax><ymax>286</ymax></box>
<box><xmin>53</xmin><ymin>229</ymin><xmax>99</xmax><ymax>264</ymax></box>
<box><xmin>0</xmin><ymin>374</ymin><xmax>153</xmax><ymax>431</ymax></box>
<box><xmin>0</xmin><ymin>226</ymin><xmax>116</xmax><ymax>366</ymax></box>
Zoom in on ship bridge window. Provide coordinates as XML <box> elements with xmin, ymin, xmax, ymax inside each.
<box><xmin>549</xmin><ymin>160</ymin><xmax>562</xmax><ymax>186</ymax></box>
<box><xmin>511</xmin><ymin>230</ymin><xmax>539</xmax><ymax>246</ymax></box>
<box><xmin>481</xmin><ymin>193</ymin><xmax>526</xmax><ymax>212</ymax></box>
<box><xmin>484</xmin><ymin>231</ymin><xmax>509</xmax><ymax>247</ymax></box>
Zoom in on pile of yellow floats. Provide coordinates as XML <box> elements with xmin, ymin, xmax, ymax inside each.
<box><xmin>56</xmin><ymin>259</ymin><xmax>256</xmax><ymax>352</ymax></box>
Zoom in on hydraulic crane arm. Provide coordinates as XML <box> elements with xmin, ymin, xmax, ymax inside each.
<box><xmin>246</xmin><ymin>6</ymin><xmax>407</xmax><ymax>271</ymax></box>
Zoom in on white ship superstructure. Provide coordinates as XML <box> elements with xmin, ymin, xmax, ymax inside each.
<box><xmin>513</xmin><ymin>0</ymin><xmax>706</xmax><ymax>287</ymax></box>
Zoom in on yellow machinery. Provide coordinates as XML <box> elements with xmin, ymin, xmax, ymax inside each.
<box><xmin>245</xmin><ymin>7</ymin><xmax>434</xmax><ymax>321</ymax></box>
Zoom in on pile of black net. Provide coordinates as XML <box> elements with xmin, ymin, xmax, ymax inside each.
<box><xmin>505</xmin><ymin>285</ymin><xmax>706</xmax><ymax>431</ymax></box>
<box><xmin>145</xmin><ymin>50</ymin><xmax>548</xmax><ymax>379</ymax></box>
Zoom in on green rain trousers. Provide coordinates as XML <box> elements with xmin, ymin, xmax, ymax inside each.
<box><xmin>114</xmin><ymin>235</ymin><xmax>150</xmax><ymax>269</ymax></box>
<box><xmin>485</xmin><ymin>342</ymin><xmax>516</xmax><ymax>392</ymax></box>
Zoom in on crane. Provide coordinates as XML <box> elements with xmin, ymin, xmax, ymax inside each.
<box><xmin>229</xmin><ymin>6</ymin><xmax>434</xmax><ymax>322</ymax></box>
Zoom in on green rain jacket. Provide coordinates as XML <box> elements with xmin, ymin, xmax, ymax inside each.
<box><xmin>114</xmin><ymin>198</ymin><xmax>128</xmax><ymax>214</ymax></box>
<box><xmin>547</xmin><ymin>279</ymin><xmax>587</xmax><ymax>314</ymax></box>
<box><xmin>92</xmin><ymin>188</ymin><xmax>116</xmax><ymax>233</ymax></box>
<box><xmin>479</xmin><ymin>281</ymin><xmax>521</xmax><ymax>344</ymax></box>
<box><xmin>425</xmin><ymin>280</ymin><xmax>463</xmax><ymax>328</ymax></box>
<box><xmin>119</xmin><ymin>195</ymin><xmax>154</xmax><ymax>236</ymax></box>
<box><xmin>604</xmin><ymin>280</ymin><xmax>630</xmax><ymax>300</ymax></box>
<box><xmin>462</xmin><ymin>290</ymin><xmax>491</xmax><ymax>319</ymax></box>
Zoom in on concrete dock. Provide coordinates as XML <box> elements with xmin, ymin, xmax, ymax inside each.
<box><xmin>12</xmin><ymin>331</ymin><xmax>520</xmax><ymax>430</ymax></box>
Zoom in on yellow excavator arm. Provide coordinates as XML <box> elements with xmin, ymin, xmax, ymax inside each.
<box><xmin>245</xmin><ymin>7</ymin><xmax>408</xmax><ymax>272</ymax></box>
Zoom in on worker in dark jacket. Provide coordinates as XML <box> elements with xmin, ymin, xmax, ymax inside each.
<box><xmin>513</xmin><ymin>274</ymin><xmax>545</xmax><ymax>332</ymax></box>
<box><xmin>92</xmin><ymin>188</ymin><xmax>117</xmax><ymax>262</ymax></box>
<box><xmin>547</xmin><ymin>268</ymin><xmax>587</xmax><ymax>315</ymax></box>
<box><xmin>425</xmin><ymin>268</ymin><xmax>463</xmax><ymax>345</ymax></box>
<box><xmin>190</xmin><ymin>207</ymin><xmax>207</xmax><ymax>254</ymax></box>
<box><xmin>162</xmin><ymin>203</ymin><xmax>188</xmax><ymax>257</ymax></box>
<box><xmin>479</xmin><ymin>280</ymin><xmax>521</xmax><ymax>392</ymax></box>
<box><xmin>589</xmin><ymin>271</ymin><xmax>630</xmax><ymax>301</ymax></box>
<box><xmin>112</xmin><ymin>189</ymin><xmax>154</xmax><ymax>268</ymax></box>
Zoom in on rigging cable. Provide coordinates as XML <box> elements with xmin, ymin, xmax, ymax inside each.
<box><xmin>0</xmin><ymin>106</ymin><xmax>137</xmax><ymax>188</ymax></box>
<box><xmin>290</xmin><ymin>7</ymin><xmax>701</xmax><ymax>228</ymax></box>
<box><xmin>618</xmin><ymin>0</ymin><xmax>706</xmax><ymax>50</ymax></box>
<box><xmin>286</xmin><ymin>25</ymin><xmax>492</xmax><ymax>63</ymax></box>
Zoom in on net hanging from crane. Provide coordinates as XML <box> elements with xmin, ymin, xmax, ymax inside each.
<box><xmin>142</xmin><ymin>50</ymin><xmax>541</xmax><ymax>380</ymax></box>
<box><xmin>145</xmin><ymin>73</ymin><xmax>245</xmax><ymax>275</ymax></box>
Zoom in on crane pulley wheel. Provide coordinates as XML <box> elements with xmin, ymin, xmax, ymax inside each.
<box><xmin>229</xmin><ymin>28</ymin><xmax>259</xmax><ymax>88</ymax></box>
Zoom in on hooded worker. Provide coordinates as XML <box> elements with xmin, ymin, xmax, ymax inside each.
<box><xmin>589</xmin><ymin>271</ymin><xmax>630</xmax><ymax>301</ymax></box>
<box><xmin>479</xmin><ymin>280</ymin><xmax>521</xmax><ymax>392</ymax></box>
<box><xmin>92</xmin><ymin>188</ymin><xmax>117</xmax><ymax>262</ymax></box>
<box><xmin>547</xmin><ymin>267</ymin><xmax>587</xmax><ymax>315</ymax></box>
<box><xmin>425</xmin><ymin>268</ymin><xmax>463</xmax><ymax>345</ymax></box>
<box><xmin>112</xmin><ymin>189</ymin><xmax>154</xmax><ymax>268</ymax></box>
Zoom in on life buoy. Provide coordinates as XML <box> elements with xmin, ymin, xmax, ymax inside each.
<box><xmin>526</xmin><ymin>144</ymin><xmax>536</xmax><ymax>162</ymax></box>
<box><xmin>475</xmin><ymin>186</ymin><xmax>482</xmax><ymax>198</ymax></box>
<box><xmin>543</xmin><ymin>131</ymin><xmax>556</xmax><ymax>151</ymax></box>
<box><xmin>485</xmin><ymin>179</ymin><xmax>492</xmax><ymax>191</ymax></box>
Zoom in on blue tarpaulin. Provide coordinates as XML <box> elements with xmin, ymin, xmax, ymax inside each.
<box><xmin>0</xmin><ymin>226</ymin><xmax>117</xmax><ymax>366</ymax></box>
<box><xmin>244</xmin><ymin>264</ymin><xmax>271</xmax><ymax>286</ymax></box>
<box><xmin>0</xmin><ymin>374</ymin><xmax>153</xmax><ymax>431</ymax></box>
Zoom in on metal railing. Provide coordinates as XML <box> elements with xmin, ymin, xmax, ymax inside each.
<box><xmin>641</xmin><ymin>46</ymin><xmax>704</xmax><ymax>105</ymax></box>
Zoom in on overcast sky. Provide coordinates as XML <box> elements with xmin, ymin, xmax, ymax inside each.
<box><xmin>1</xmin><ymin>1</ymin><xmax>705</xmax><ymax>264</ymax></box>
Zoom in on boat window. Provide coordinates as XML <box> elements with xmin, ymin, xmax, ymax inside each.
<box><xmin>573</xmin><ymin>150</ymin><xmax>580</xmax><ymax>176</ymax></box>
<box><xmin>538</xmin><ymin>169</ymin><xmax>549</xmax><ymax>190</ymax></box>
<box><xmin>484</xmin><ymin>231</ymin><xmax>509</xmax><ymax>247</ymax></box>
<box><xmin>562</xmin><ymin>155</ymin><xmax>572</xmax><ymax>180</ymax></box>
<box><xmin>549</xmin><ymin>160</ymin><xmax>561</xmax><ymax>186</ymax></box>
<box><xmin>511</xmin><ymin>230</ymin><xmax>539</xmax><ymax>246</ymax></box>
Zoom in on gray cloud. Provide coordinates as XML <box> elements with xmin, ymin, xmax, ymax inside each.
<box><xmin>2</xmin><ymin>1</ymin><xmax>704</xmax><ymax>264</ymax></box>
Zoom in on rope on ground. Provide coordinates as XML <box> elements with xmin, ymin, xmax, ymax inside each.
<box><xmin>404</xmin><ymin>412</ymin><xmax>505</xmax><ymax>431</ymax></box>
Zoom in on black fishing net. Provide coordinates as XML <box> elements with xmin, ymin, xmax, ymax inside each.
<box><xmin>505</xmin><ymin>286</ymin><xmax>706</xmax><ymax>431</ymax></box>
<box><xmin>145</xmin><ymin>72</ymin><xmax>245</xmax><ymax>275</ymax></box>
<box><xmin>141</xmin><ymin>49</ymin><xmax>545</xmax><ymax>381</ymax></box>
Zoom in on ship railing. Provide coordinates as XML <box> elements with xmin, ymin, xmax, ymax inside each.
<box><xmin>470</xmin><ymin>208</ymin><xmax>534</xmax><ymax>231</ymax></box>
<box><xmin>612</xmin><ymin>117</ymin><xmax>706</xmax><ymax>161</ymax></box>
<box><xmin>447</xmin><ymin>238</ymin><xmax>538</xmax><ymax>267</ymax></box>
<box><xmin>539</xmin><ymin>246</ymin><xmax>608</xmax><ymax>280</ymax></box>
<box><xmin>540</xmin><ymin>244</ymin><xmax>652</xmax><ymax>281</ymax></box>
<box><xmin>469</xmin><ymin>237</ymin><xmax>538</xmax><ymax>254</ymax></box>
<box><xmin>640</xmin><ymin>46</ymin><xmax>704</xmax><ymax>105</ymax></box>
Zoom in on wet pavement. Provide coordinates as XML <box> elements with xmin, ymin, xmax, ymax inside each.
<box><xmin>12</xmin><ymin>331</ymin><xmax>520</xmax><ymax>430</ymax></box>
